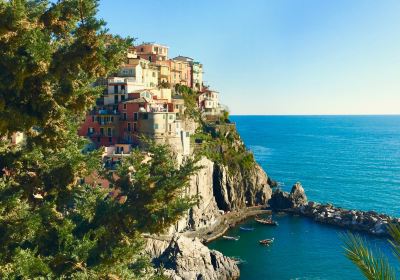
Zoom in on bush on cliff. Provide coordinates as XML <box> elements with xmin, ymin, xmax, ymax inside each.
<box><xmin>0</xmin><ymin>1</ymin><xmax>198</xmax><ymax>278</ymax></box>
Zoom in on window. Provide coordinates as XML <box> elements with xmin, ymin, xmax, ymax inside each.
<box><xmin>154</xmin><ymin>124</ymin><xmax>159</xmax><ymax>129</ymax></box>
<box><xmin>111</xmin><ymin>116</ymin><xmax>114</xmax><ymax>122</ymax></box>
<box><xmin>114</xmin><ymin>95</ymin><xmax>118</xmax><ymax>104</ymax></box>
<box><xmin>123</xmin><ymin>104</ymin><xmax>127</xmax><ymax>109</ymax></box>
<box><xmin>133</xmin><ymin>122</ymin><xmax>137</xmax><ymax>131</ymax></box>
<box><xmin>148</xmin><ymin>56</ymin><xmax>152</xmax><ymax>62</ymax></box>
<box><xmin>123</xmin><ymin>113</ymin><xmax>127</xmax><ymax>121</ymax></box>
<box><xmin>121</xmin><ymin>95</ymin><xmax>125</xmax><ymax>101</ymax></box>
<box><xmin>128</xmin><ymin>123</ymin><xmax>131</xmax><ymax>132</ymax></box>
<box><xmin>100</xmin><ymin>128</ymin><xmax>104</xmax><ymax>136</ymax></box>
<box><xmin>114</xmin><ymin>85</ymin><xmax>118</xmax><ymax>94</ymax></box>
<box><xmin>121</xmin><ymin>85</ymin><xmax>125</xmax><ymax>91</ymax></box>
<box><xmin>107</xmin><ymin>128</ymin><xmax>112</xmax><ymax>136</ymax></box>
<box><xmin>109</xmin><ymin>137</ymin><xmax>112</xmax><ymax>143</ymax></box>
<box><xmin>142</xmin><ymin>113</ymin><xmax>148</xmax><ymax>120</ymax></box>
<box><xmin>169</xmin><ymin>115</ymin><xmax>174</xmax><ymax>120</ymax></box>
<box><xmin>133</xmin><ymin>113</ymin><xmax>138</xmax><ymax>121</ymax></box>
<box><xmin>140</xmin><ymin>47</ymin><xmax>144</xmax><ymax>52</ymax></box>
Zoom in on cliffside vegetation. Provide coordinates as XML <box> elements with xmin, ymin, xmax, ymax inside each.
<box><xmin>192</xmin><ymin>116</ymin><xmax>255</xmax><ymax>173</ymax></box>
<box><xmin>174</xmin><ymin>85</ymin><xmax>256</xmax><ymax>173</ymax></box>
<box><xmin>0</xmin><ymin>1</ymin><xmax>199</xmax><ymax>278</ymax></box>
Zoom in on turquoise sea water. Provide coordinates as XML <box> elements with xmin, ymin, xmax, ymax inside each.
<box><xmin>208</xmin><ymin>115</ymin><xmax>400</xmax><ymax>279</ymax></box>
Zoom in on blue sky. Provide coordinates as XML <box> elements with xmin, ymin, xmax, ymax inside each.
<box><xmin>98</xmin><ymin>0</ymin><xmax>400</xmax><ymax>115</ymax></box>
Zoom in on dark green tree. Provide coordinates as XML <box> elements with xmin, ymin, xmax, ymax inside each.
<box><xmin>0</xmin><ymin>0</ymin><xmax>199</xmax><ymax>278</ymax></box>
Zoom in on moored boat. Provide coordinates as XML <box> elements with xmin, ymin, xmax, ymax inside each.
<box><xmin>255</xmin><ymin>217</ymin><xmax>279</xmax><ymax>226</ymax></box>
<box><xmin>239</xmin><ymin>226</ymin><xmax>255</xmax><ymax>231</ymax></box>
<box><xmin>222</xmin><ymin>235</ymin><xmax>240</xmax><ymax>241</ymax></box>
<box><xmin>259</xmin><ymin>238</ymin><xmax>274</xmax><ymax>245</ymax></box>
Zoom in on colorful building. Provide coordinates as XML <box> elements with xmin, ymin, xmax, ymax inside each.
<box><xmin>174</xmin><ymin>56</ymin><xmax>203</xmax><ymax>91</ymax></box>
<box><xmin>135</xmin><ymin>43</ymin><xmax>169</xmax><ymax>63</ymax></box>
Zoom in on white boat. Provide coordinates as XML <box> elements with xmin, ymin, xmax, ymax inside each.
<box><xmin>222</xmin><ymin>235</ymin><xmax>240</xmax><ymax>241</ymax></box>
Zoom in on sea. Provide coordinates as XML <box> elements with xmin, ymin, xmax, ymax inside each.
<box><xmin>208</xmin><ymin>115</ymin><xmax>400</xmax><ymax>280</ymax></box>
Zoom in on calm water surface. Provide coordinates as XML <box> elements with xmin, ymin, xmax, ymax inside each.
<box><xmin>208</xmin><ymin>115</ymin><xmax>400</xmax><ymax>279</ymax></box>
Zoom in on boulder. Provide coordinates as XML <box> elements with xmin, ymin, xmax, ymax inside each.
<box><xmin>289</xmin><ymin>182</ymin><xmax>308</xmax><ymax>207</ymax></box>
<box><xmin>268</xmin><ymin>182</ymin><xmax>307</xmax><ymax>210</ymax></box>
<box><xmin>147</xmin><ymin>235</ymin><xmax>240</xmax><ymax>280</ymax></box>
<box><xmin>268</xmin><ymin>189</ymin><xmax>291</xmax><ymax>210</ymax></box>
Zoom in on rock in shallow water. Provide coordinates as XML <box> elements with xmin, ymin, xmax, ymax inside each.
<box><xmin>145</xmin><ymin>235</ymin><xmax>240</xmax><ymax>280</ymax></box>
<box><xmin>269</xmin><ymin>182</ymin><xmax>307</xmax><ymax>210</ymax></box>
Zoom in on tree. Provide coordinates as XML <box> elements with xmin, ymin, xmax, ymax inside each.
<box><xmin>342</xmin><ymin>224</ymin><xmax>400</xmax><ymax>280</ymax></box>
<box><xmin>0</xmin><ymin>0</ymin><xmax>199</xmax><ymax>278</ymax></box>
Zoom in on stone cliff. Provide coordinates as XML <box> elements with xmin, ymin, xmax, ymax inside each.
<box><xmin>173</xmin><ymin>157</ymin><xmax>272</xmax><ymax>233</ymax></box>
<box><xmin>152</xmin><ymin>121</ymin><xmax>273</xmax><ymax>280</ymax></box>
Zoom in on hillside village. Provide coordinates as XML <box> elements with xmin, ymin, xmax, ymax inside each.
<box><xmin>77</xmin><ymin>42</ymin><xmax>224</xmax><ymax>168</ymax></box>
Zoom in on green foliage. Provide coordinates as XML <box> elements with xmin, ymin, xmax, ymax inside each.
<box><xmin>192</xmin><ymin>122</ymin><xmax>255</xmax><ymax>174</ymax></box>
<box><xmin>107</xmin><ymin>140</ymin><xmax>201</xmax><ymax>234</ymax></box>
<box><xmin>175</xmin><ymin>84</ymin><xmax>200</xmax><ymax>120</ymax></box>
<box><xmin>0</xmin><ymin>1</ymin><xmax>198</xmax><ymax>279</ymax></box>
<box><xmin>0</xmin><ymin>0</ymin><xmax>131</xmax><ymax>146</ymax></box>
<box><xmin>158</xmin><ymin>80</ymin><xmax>170</xmax><ymax>89</ymax></box>
<box><xmin>342</xmin><ymin>232</ymin><xmax>396</xmax><ymax>280</ymax></box>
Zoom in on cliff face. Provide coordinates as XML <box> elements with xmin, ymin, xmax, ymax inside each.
<box><xmin>213</xmin><ymin>162</ymin><xmax>271</xmax><ymax>211</ymax></box>
<box><xmin>172</xmin><ymin>157</ymin><xmax>272</xmax><ymax>233</ymax></box>
<box><xmin>159</xmin><ymin>121</ymin><xmax>272</xmax><ymax>279</ymax></box>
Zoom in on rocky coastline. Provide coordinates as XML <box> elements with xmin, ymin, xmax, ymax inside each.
<box><xmin>146</xmin><ymin>155</ymin><xmax>272</xmax><ymax>280</ymax></box>
<box><xmin>270</xmin><ymin>182</ymin><xmax>400</xmax><ymax>237</ymax></box>
<box><xmin>147</xmin><ymin>122</ymin><xmax>399</xmax><ymax>279</ymax></box>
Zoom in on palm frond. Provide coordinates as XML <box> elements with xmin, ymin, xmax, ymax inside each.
<box><xmin>387</xmin><ymin>223</ymin><xmax>400</xmax><ymax>262</ymax></box>
<box><xmin>341</xmin><ymin>232</ymin><xmax>396</xmax><ymax>280</ymax></box>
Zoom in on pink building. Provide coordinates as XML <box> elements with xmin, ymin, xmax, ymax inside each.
<box><xmin>135</xmin><ymin>43</ymin><xmax>169</xmax><ymax>63</ymax></box>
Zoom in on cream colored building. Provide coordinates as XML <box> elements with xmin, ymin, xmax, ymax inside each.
<box><xmin>202</xmin><ymin>90</ymin><xmax>220</xmax><ymax>116</ymax></box>
<box><xmin>104</xmin><ymin>77</ymin><xmax>146</xmax><ymax>105</ymax></box>
<box><xmin>138</xmin><ymin>112</ymin><xmax>190</xmax><ymax>155</ymax></box>
<box><xmin>191</xmin><ymin>61</ymin><xmax>203</xmax><ymax>91</ymax></box>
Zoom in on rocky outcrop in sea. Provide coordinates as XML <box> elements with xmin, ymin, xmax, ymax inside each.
<box><xmin>145</xmin><ymin>235</ymin><xmax>240</xmax><ymax>280</ymax></box>
<box><xmin>269</xmin><ymin>182</ymin><xmax>400</xmax><ymax>236</ymax></box>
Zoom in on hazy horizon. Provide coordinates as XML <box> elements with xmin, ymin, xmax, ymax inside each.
<box><xmin>98</xmin><ymin>0</ymin><xmax>400</xmax><ymax>115</ymax></box>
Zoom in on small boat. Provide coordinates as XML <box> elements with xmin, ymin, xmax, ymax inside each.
<box><xmin>239</xmin><ymin>226</ymin><xmax>255</xmax><ymax>231</ymax></box>
<box><xmin>222</xmin><ymin>235</ymin><xmax>240</xmax><ymax>241</ymax></box>
<box><xmin>259</xmin><ymin>238</ymin><xmax>274</xmax><ymax>245</ymax></box>
<box><xmin>255</xmin><ymin>217</ymin><xmax>279</xmax><ymax>226</ymax></box>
